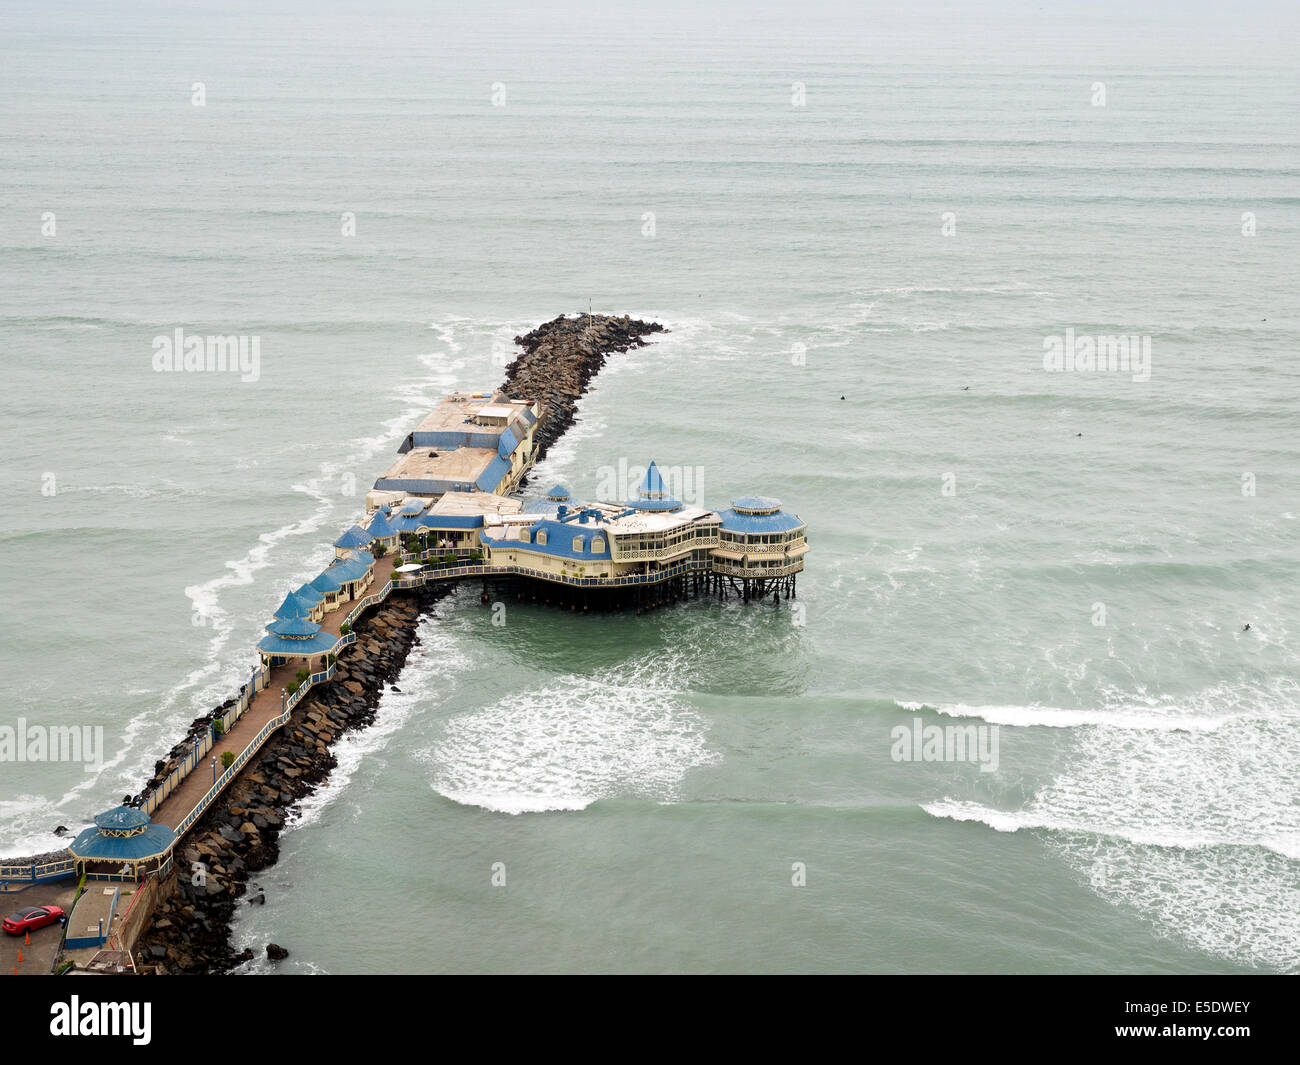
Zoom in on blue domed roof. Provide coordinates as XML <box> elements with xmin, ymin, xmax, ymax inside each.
<box><xmin>730</xmin><ymin>496</ymin><xmax>783</xmax><ymax>515</ymax></box>
<box><xmin>546</xmin><ymin>484</ymin><xmax>570</xmax><ymax>501</ymax></box>
<box><xmin>266</xmin><ymin>616</ymin><xmax>322</xmax><ymax>637</ymax></box>
<box><xmin>717</xmin><ymin>506</ymin><xmax>805</xmax><ymax>535</ymax></box>
<box><xmin>93</xmin><ymin>806</ymin><xmax>149</xmax><ymax>833</ymax></box>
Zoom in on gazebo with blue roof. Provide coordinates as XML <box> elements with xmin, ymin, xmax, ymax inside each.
<box><xmin>68</xmin><ymin>806</ymin><xmax>176</xmax><ymax>878</ymax></box>
<box><xmin>257</xmin><ymin>614</ymin><xmax>339</xmax><ymax>668</ymax></box>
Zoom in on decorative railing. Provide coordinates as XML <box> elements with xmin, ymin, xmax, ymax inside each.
<box><xmin>173</xmin><ymin>697</ymin><xmax>291</xmax><ymax>838</ymax></box>
<box><xmin>722</xmin><ymin>539</ymin><xmax>805</xmax><ymax>556</ymax></box>
<box><xmin>613</xmin><ymin>537</ymin><xmax>719</xmax><ymax>562</ymax></box>
<box><xmin>0</xmin><ymin>855</ymin><xmax>77</xmax><ymax>886</ymax></box>
<box><xmin>142</xmin><ymin>663</ymin><xmax>271</xmax><ymax>818</ymax></box>
<box><xmin>713</xmin><ymin>559</ymin><xmax>804</xmax><ymax>578</ymax></box>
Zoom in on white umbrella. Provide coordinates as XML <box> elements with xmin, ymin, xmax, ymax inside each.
<box><xmin>394</xmin><ymin>563</ymin><xmax>422</xmax><ymax>573</ymax></box>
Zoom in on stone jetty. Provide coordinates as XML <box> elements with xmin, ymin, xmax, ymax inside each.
<box><xmin>126</xmin><ymin>312</ymin><xmax>664</xmax><ymax>972</ymax></box>
<box><xmin>503</xmin><ymin>313</ymin><xmax>666</xmax><ymax>461</ymax></box>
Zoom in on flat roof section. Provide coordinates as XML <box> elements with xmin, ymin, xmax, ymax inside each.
<box><xmin>381</xmin><ymin>446</ymin><xmax>499</xmax><ymax>484</ymax></box>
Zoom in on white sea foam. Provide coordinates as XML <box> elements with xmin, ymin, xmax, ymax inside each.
<box><xmin>419</xmin><ymin>655</ymin><xmax>718</xmax><ymax>815</ymax></box>
<box><xmin>0</xmin><ymin>326</ymin><xmax>480</xmax><ymax>852</ymax></box>
<box><xmin>910</xmin><ymin>701</ymin><xmax>1237</xmax><ymax>732</ymax></box>
<box><xmin>924</xmin><ymin>680</ymin><xmax>1300</xmax><ymax>970</ymax></box>
<box><xmin>286</xmin><ymin>615</ymin><xmax>466</xmax><ymax>832</ymax></box>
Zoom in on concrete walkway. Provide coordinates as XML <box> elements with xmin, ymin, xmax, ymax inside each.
<box><xmin>151</xmin><ymin>554</ymin><xmax>397</xmax><ymax>831</ymax></box>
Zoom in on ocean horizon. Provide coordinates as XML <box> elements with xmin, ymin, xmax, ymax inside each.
<box><xmin>1</xmin><ymin>0</ymin><xmax>1298</xmax><ymax>977</ymax></box>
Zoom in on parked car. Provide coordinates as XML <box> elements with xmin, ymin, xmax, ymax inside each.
<box><xmin>2</xmin><ymin>905</ymin><xmax>65</xmax><ymax>935</ymax></box>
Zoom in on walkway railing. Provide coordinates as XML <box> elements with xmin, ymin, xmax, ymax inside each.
<box><xmin>0</xmin><ymin>856</ymin><xmax>77</xmax><ymax>887</ymax></box>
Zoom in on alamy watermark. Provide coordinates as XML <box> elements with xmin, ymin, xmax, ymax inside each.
<box><xmin>0</xmin><ymin>718</ymin><xmax>104</xmax><ymax>772</ymax></box>
<box><xmin>595</xmin><ymin>459</ymin><xmax>705</xmax><ymax>507</ymax></box>
<box><xmin>152</xmin><ymin>328</ymin><xmax>261</xmax><ymax>383</ymax></box>
<box><xmin>1042</xmin><ymin>327</ymin><xmax>1151</xmax><ymax>382</ymax></box>
<box><xmin>891</xmin><ymin>716</ymin><xmax>999</xmax><ymax>773</ymax></box>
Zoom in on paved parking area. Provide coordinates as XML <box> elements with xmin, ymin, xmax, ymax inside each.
<box><xmin>1</xmin><ymin>882</ymin><xmax>77</xmax><ymax>975</ymax></box>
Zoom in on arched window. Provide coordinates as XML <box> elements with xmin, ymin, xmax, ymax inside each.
<box><xmin>592</xmin><ymin>538</ymin><xmax>605</xmax><ymax>553</ymax></box>
<box><xmin>572</xmin><ymin>537</ymin><xmax>584</xmax><ymax>553</ymax></box>
<box><xmin>535</xmin><ymin>530</ymin><xmax>547</xmax><ymax>546</ymax></box>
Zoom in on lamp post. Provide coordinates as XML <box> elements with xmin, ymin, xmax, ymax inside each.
<box><xmin>211</xmin><ymin>757</ymin><xmax>216</xmax><ymax>784</ymax></box>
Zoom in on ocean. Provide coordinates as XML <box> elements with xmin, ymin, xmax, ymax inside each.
<box><xmin>1</xmin><ymin>0</ymin><xmax>1297</xmax><ymax>973</ymax></box>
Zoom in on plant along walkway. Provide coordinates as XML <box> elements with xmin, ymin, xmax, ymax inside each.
<box><xmin>151</xmin><ymin>554</ymin><xmax>398</xmax><ymax>832</ymax></box>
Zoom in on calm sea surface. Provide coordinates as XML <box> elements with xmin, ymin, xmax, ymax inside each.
<box><xmin>1</xmin><ymin>0</ymin><xmax>1297</xmax><ymax>973</ymax></box>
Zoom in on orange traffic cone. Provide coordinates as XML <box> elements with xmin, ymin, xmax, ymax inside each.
<box><xmin>16</xmin><ymin>948</ymin><xmax>22</xmax><ymax>963</ymax></box>
<box><xmin>24</xmin><ymin>931</ymin><xmax>30</xmax><ymax>945</ymax></box>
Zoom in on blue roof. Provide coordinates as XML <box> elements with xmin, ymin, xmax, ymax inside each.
<box><xmin>419</xmin><ymin>513</ymin><xmax>485</xmax><ymax>530</ymax></box>
<box><xmin>639</xmin><ymin>460</ymin><xmax>668</xmax><ymax>496</ymax></box>
<box><xmin>398</xmin><ymin>500</ymin><xmax>426</xmax><ymax>515</ymax></box>
<box><xmin>70</xmin><ymin>822</ymin><xmax>175</xmax><ymax>861</ymax></box>
<box><xmin>628</xmin><ymin>459</ymin><xmax>683</xmax><ymax>511</ymax></box>
<box><xmin>627</xmin><ymin>495</ymin><xmax>684</xmax><ymax>512</ymax></box>
<box><xmin>483</xmin><ymin>519</ymin><xmax>612</xmax><ymax>561</ymax></box>
<box><xmin>333</xmin><ymin>524</ymin><xmax>370</xmax><ymax>549</ymax></box>
<box><xmin>498</xmin><ymin>427</ymin><xmax>520</xmax><ymax>458</ymax></box>
<box><xmin>367</xmin><ymin>509</ymin><xmax>398</xmax><ymax>539</ymax></box>
<box><xmin>475</xmin><ymin>456</ymin><xmax>513</xmax><ymax>492</ymax></box>
<box><xmin>294</xmin><ymin>582</ymin><xmax>324</xmax><ymax>604</ymax></box>
<box><xmin>274</xmin><ymin>590</ymin><xmax>317</xmax><ymax>619</ymax></box>
<box><xmin>731</xmin><ymin>496</ymin><xmax>783</xmax><ymax>513</ymax></box>
<box><xmin>310</xmin><ymin>570</ymin><xmax>343</xmax><ymax>594</ymax></box>
<box><xmin>546</xmin><ymin>485</ymin><xmax>570</xmax><ymax>500</ymax></box>
<box><xmin>267</xmin><ymin>616</ymin><xmax>322</xmax><ymax>637</ymax></box>
<box><xmin>341</xmin><ymin>549</ymin><xmax>375</xmax><ymax>566</ymax></box>
<box><xmin>257</xmin><ymin>630</ymin><xmax>340</xmax><ymax>656</ymax></box>
<box><xmin>327</xmin><ymin>557</ymin><xmax>371</xmax><ymax>584</ymax></box>
<box><xmin>717</xmin><ymin>507</ymin><xmax>805</xmax><ymax>534</ymax></box>
<box><xmin>94</xmin><ymin>806</ymin><xmax>149</xmax><ymax>832</ymax></box>
<box><xmin>390</xmin><ymin>513</ymin><xmax>425</xmax><ymax>533</ymax></box>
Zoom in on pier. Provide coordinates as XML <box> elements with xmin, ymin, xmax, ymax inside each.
<box><xmin>2</xmin><ymin>313</ymin><xmax>808</xmax><ymax>975</ymax></box>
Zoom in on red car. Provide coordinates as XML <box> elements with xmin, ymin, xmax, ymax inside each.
<box><xmin>2</xmin><ymin>905</ymin><xmax>65</xmax><ymax>935</ymax></box>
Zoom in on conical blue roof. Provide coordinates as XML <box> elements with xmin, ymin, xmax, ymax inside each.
<box><xmin>294</xmin><ymin>582</ymin><xmax>324</xmax><ymax>604</ymax></box>
<box><xmin>367</xmin><ymin>508</ymin><xmax>397</xmax><ymax>538</ymax></box>
<box><xmin>274</xmin><ymin>590</ymin><xmax>317</xmax><ymax>619</ymax></box>
<box><xmin>639</xmin><ymin>460</ymin><xmax>668</xmax><ymax>497</ymax></box>
<box><xmin>546</xmin><ymin>484</ymin><xmax>571</xmax><ymax>501</ymax></box>
<box><xmin>628</xmin><ymin>459</ymin><xmax>682</xmax><ymax>512</ymax></box>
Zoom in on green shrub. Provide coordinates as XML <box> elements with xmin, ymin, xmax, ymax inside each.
<box><xmin>295</xmin><ymin>667</ymin><xmax>310</xmax><ymax>683</ymax></box>
<box><xmin>340</xmin><ymin>622</ymin><xmax>351</xmax><ymax>636</ymax></box>
<box><xmin>221</xmin><ymin>751</ymin><xmax>235</xmax><ymax>769</ymax></box>
<box><xmin>287</xmin><ymin>680</ymin><xmax>300</xmax><ymax>695</ymax></box>
<box><xmin>374</xmin><ymin>543</ymin><xmax>388</xmax><ymax>558</ymax></box>
<box><xmin>213</xmin><ymin>720</ymin><xmax>224</xmax><ymax>737</ymax></box>
<box><xmin>327</xmin><ymin>653</ymin><xmax>337</xmax><ymax>666</ymax></box>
